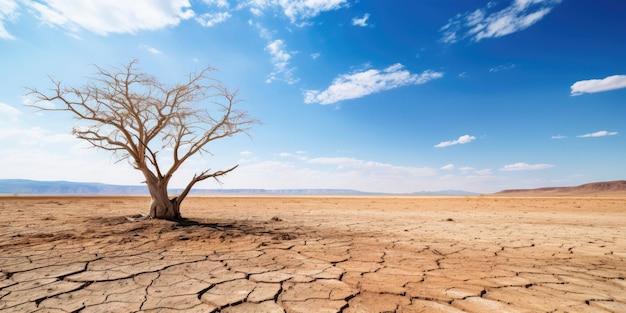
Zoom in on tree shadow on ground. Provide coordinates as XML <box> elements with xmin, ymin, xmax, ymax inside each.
<box><xmin>174</xmin><ymin>217</ymin><xmax>298</xmax><ymax>241</ymax></box>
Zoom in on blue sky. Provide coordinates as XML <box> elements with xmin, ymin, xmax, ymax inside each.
<box><xmin>1</xmin><ymin>0</ymin><xmax>624</xmax><ymax>193</ymax></box>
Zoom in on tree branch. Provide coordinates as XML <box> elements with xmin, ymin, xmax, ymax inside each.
<box><xmin>177</xmin><ymin>165</ymin><xmax>239</xmax><ymax>203</ymax></box>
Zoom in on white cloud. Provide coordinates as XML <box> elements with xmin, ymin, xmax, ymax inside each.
<box><xmin>310</xmin><ymin>52</ymin><xmax>320</xmax><ymax>59</ymax></box>
<box><xmin>441</xmin><ymin>164</ymin><xmax>455</xmax><ymax>170</ymax></box>
<box><xmin>219</xmin><ymin>154</ymin><xmax>507</xmax><ymax>193</ymax></box>
<box><xmin>441</xmin><ymin>0</ymin><xmax>561</xmax><ymax>43</ymax></box>
<box><xmin>577</xmin><ymin>130</ymin><xmax>618</xmax><ymax>138</ymax></box>
<box><xmin>250</xmin><ymin>21</ymin><xmax>272</xmax><ymax>39</ymax></box>
<box><xmin>196</xmin><ymin>11</ymin><xmax>231</xmax><ymax>27</ymax></box>
<box><xmin>434</xmin><ymin>135</ymin><xmax>476</xmax><ymax>148</ymax></box>
<box><xmin>0</xmin><ymin>0</ymin><xmax>19</xmax><ymax>39</ymax></box>
<box><xmin>551</xmin><ymin>135</ymin><xmax>566</xmax><ymax>139</ymax></box>
<box><xmin>500</xmin><ymin>162</ymin><xmax>555</xmax><ymax>171</ymax></box>
<box><xmin>251</xmin><ymin>21</ymin><xmax>298</xmax><ymax>84</ymax></box>
<box><xmin>473</xmin><ymin>169</ymin><xmax>493</xmax><ymax>175</ymax></box>
<box><xmin>265</xmin><ymin>39</ymin><xmax>298</xmax><ymax>84</ymax></box>
<box><xmin>25</xmin><ymin>0</ymin><xmax>195</xmax><ymax>35</ymax></box>
<box><xmin>0</xmin><ymin>102</ymin><xmax>21</xmax><ymax>123</ymax></box>
<box><xmin>351</xmin><ymin>13</ymin><xmax>370</xmax><ymax>27</ymax></box>
<box><xmin>570</xmin><ymin>75</ymin><xmax>626</xmax><ymax>96</ymax></box>
<box><xmin>140</xmin><ymin>44</ymin><xmax>162</xmax><ymax>55</ymax></box>
<box><xmin>247</xmin><ymin>0</ymin><xmax>348</xmax><ymax>25</ymax></box>
<box><xmin>203</xmin><ymin>0</ymin><xmax>229</xmax><ymax>8</ymax></box>
<box><xmin>489</xmin><ymin>63</ymin><xmax>516</xmax><ymax>72</ymax></box>
<box><xmin>305</xmin><ymin>64</ymin><xmax>443</xmax><ymax>105</ymax></box>
<box><xmin>306</xmin><ymin>157</ymin><xmax>436</xmax><ymax>176</ymax></box>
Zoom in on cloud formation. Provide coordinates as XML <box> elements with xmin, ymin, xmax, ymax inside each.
<box><xmin>24</xmin><ymin>0</ymin><xmax>195</xmax><ymax>35</ymax></box>
<box><xmin>265</xmin><ymin>39</ymin><xmax>298</xmax><ymax>84</ymax></box>
<box><xmin>351</xmin><ymin>13</ymin><xmax>370</xmax><ymax>27</ymax></box>
<box><xmin>306</xmin><ymin>157</ymin><xmax>436</xmax><ymax>176</ymax></box>
<box><xmin>441</xmin><ymin>0</ymin><xmax>561</xmax><ymax>43</ymax></box>
<box><xmin>500</xmin><ymin>162</ymin><xmax>555</xmax><ymax>171</ymax></box>
<box><xmin>247</xmin><ymin>0</ymin><xmax>348</xmax><ymax>25</ymax></box>
<box><xmin>139</xmin><ymin>44</ymin><xmax>162</xmax><ymax>55</ymax></box>
<box><xmin>203</xmin><ymin>0</ymin><xmax>229</xmax><ymax>8</ymax></box>
<box><xmin>0</xmin><ymin>0</ymin><xmax>18</xmax><ymax>39</ymax></box>
<box><xmin>570</xmin><ymin>75</ymin><xmax>626</xmax><ymax>96</ymax></box>
<box><xmin>304</xmin><ymin>64</ymin><xmax>443</xmax><ymax>105</ymax></box>
<box><xmin>196</xmin><ymin>11</ymin><xmax>231</xmax><ymax>27</ymax></box>
<box><xmin>440</xmin><ymin>164</ymin><xmax>455</xmax><ymax>170</ymax></box>
<box><xmin>434</xmin><ymin>135</ymin><xmax>476</xmax><ymax>148</ymax></box>
<box><xmin>489</xmin><ymin>63</ymin><xmax>516</xmax><ymax>72</ymax></box>
<box><xmin>577</xmin><ymin>131</ymin><xmax>618</xmax><ymax>138</ymax></box>
<box><xmin>0</xmin><ymin>102</ymin><xmax>21</xmax><ymax>124</ymax></box>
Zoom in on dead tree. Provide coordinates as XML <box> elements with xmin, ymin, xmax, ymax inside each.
<box><xmin>27</xmin><ymin>60</ymin><xmax>256</xmax><ymax>220</ymax></box>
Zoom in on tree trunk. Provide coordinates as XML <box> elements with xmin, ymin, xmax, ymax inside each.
<box><xmin>146</xmin><ymin>179</ymin><xmax>181</xmax><ymax>220</ymax></box>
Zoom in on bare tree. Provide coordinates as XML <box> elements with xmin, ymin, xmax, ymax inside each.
<box><xmin>27</xmin><ymin>60</ymin><xmax>256</xmax><ymax>220</ymax></box>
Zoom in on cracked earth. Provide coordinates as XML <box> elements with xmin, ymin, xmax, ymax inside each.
<box><xmin>1</xmin><ymin>196</ymin><xmax>625</xmax><ymax>312</ymax></box>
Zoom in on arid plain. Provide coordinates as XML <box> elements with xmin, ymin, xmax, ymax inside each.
<box><xmin>1</xmin><ymin>195</ymin><xmax>625</xmax><ymax>312</ymax></box>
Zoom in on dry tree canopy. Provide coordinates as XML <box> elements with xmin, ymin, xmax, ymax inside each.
<box><xmin>26</xmin><ymin>60</ymin><xmax>258</xmax><ymax>219</ymax></box>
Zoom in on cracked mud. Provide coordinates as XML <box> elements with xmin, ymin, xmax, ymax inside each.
<box><xmin>1</xmin><ymin>196</ymin><xmax>625</xmax><ymax>312</ymax></box>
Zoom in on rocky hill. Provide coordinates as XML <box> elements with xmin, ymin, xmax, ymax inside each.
<box><xmin>496</xmin><ymin>180</ymin><xmax>626</xmax><ymax>196</ymax></box>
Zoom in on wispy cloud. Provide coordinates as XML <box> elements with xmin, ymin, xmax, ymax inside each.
<box><xmin>440</xmin><ymin>164</ymin><xmax>455</xmax><ymax>170</ymax></box>
<box><xmin>489</xmin><ymin>63</ymin><xmax>516</xmax><ymax>72</ymax></box>
<box><xmin>304</xmin><ymin>64</ymin><xmax>443</xmax><ymax>105</ymax></box>
<box><xmin>0</xmin><ymin>0</ymin><xmax>19</xmax><ymax>40</ymax></box>
<box><xmin>306</xmin><ymin>157</ymin><xmax>437</xmax><ymax>176</ymax></box>
<box><xmin>265</xmin><ymin>39</ymin><xmax>298</xmax><ymax>84</ymax></box>
<box><xmin>500</xmin><ymin>162</ymin><xmax>555</xmax><ymax>171</ymax></box>
<box><xmin>197</xmin><ymin>0</ymin><xmax>231</xmax><ymax>27</ymax></box>
<box><xmin>0</xmin><ymin>102</ymin><xmax>21</xmax><ymax>124</ymax></box>
<box><xmin>440</xmin><ymin>0</ymin><xmax>561</xmax><ymax>43</ymax></box>
<box><xmin>351</xmin><ymin>13</ymin><xmax>370</xmax><ymax>27</ymax></box>
<box><xmin>224</xmin><ymin>153</ymin><xmax>502</xmax><ymax>193</ymax></box>
<box><xmin>434</xmin><ymin>135</ymin><xmax>476</xmax><ymax>148</ymax></box>
<box><xmin>551</xmin><ymin>135</ymin><xmax>566</xmax><ymax>139</ymax></box>
<box><xmin>140</xmin><ymin>44</ymin><xmax>162</xmax><ymax>55</ymax></box>
<box><xmin>577</xmin><ymin>130</ymin><xmax>618</xmax><ymax>138</ymax></box>
<box><xmin>24</xmin><ymin>0</ymin><xmax>195</xmax><ymax>36</ymax></box>
<box><xmin>247</xmin><ymin>0</ymin><xmax>348</xmax><ymax>25</ymax></box>
<box><xmin>196</xmin><ymin>11</ymin><xmax>231</xmax><ymax>27</ymax></box>
<box><xmin>203</xmin><ymin>0</ymin><xmax>229</xmax><ymax>8</ymax></box>
<box><xmin>249</xmin><ymin>20</ymin><xmax>299</xmax><ymax>84</ymax></box>
<box><xmin>473</xmin><ymin>169</ymin><xmax>493</xmax><ymax>175</ymax></box>
<box><xmin>570</xmin><ymin>75</ymin><xmax>626</xmax><ymax>96</ymax></box>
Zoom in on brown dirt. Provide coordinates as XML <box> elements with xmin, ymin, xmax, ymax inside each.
<box><xmin>1</xmin><ymin>196</ymin><xmax>625</xmax><ymax>312</ymax></box>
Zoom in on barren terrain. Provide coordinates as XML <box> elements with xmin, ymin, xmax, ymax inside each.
<box><xmin>1</xmin><ymin>196</ymin><xmax>625</xmax><ymax>312</ymax></box>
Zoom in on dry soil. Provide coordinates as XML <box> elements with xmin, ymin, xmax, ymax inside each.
<box><xmin>0</xmin><ymin>196</ymin><xmax>625</xmax><ymax>312</ymax></box>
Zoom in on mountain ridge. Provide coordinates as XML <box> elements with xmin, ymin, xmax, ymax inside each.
<box><xmin>495</xmin><ymin>180</ymin><xmax>626</xmax><ymax>196</ymax></box>
<box><xmin>0</xmin><ymin>179</ymin><xmax>477</xmax><ymax>196</ymax></box>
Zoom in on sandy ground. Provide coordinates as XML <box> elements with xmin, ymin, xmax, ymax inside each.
<box><xmin>0</xmin><ymin>195</ymin><xmax>625</xmax><ymax>312</ymax></box>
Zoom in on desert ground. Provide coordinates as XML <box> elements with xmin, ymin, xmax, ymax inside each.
<box><xmin>0</xmin><ymin>196</ymin><xmax>624</xmax><ymax>312</ymax></box>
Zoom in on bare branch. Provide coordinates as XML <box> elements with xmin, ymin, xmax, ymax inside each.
<box><xmin>25</xmin><ymin>59</ymin><xmax>257</xmax><ymax>219</ymax></box>
<box><xmin>177</xmin><ymin>165</ymin><xmax>239</xmax><ymax>203</ymax></box>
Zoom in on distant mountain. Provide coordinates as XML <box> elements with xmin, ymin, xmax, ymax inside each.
<box><xmin>495</xmin><ymin>180</ymin><xmax>626</xmax><ymax>196</ymax></box>
<box><xmin>0</xmin><ymin>179</ymin><xmax>379</xmax><ymax>195</ymax></box>
<box><xmin>0</xmin><ymin>179</ymin><xmax>149</xmax><ymax>195</ymax></box>
<box><xmin>409</xmin><ymin>190</ymin><xmax>478</xmax><ymax>196</ymax></box>
<box><xmin>0</xmin><ymin>179</ymin><xmax>478</xmax><ymax>196</ymax></box>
